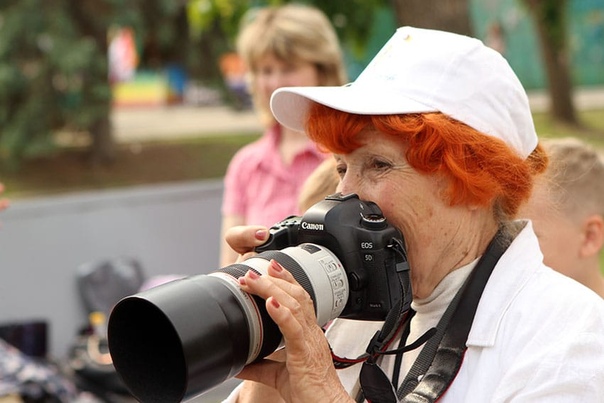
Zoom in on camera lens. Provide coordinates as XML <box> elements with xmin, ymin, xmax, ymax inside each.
<box><xmin>108</xmin><ymin>244</ymin><xmax>348</xmax><ymax>403</ymax></box>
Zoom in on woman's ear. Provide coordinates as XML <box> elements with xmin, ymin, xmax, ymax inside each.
<box><xmin>579</xmin><ymin>214</ymin><xmax>604</xmax><ymax>258</ymax></box>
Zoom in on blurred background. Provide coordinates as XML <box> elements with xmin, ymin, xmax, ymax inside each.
<box><xmin>0</xmin><ymin>0</ymin><xmax>602</xmax><ymax>402</ymax></box>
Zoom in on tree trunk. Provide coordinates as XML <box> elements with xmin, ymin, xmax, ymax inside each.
<box><xmin>88</xmin><ymin>114</ymin><xmax>116</xmax><ymax>165</ymax></box>
<box><xmin>390</xmin><ymin>0</ymin><xmax>473</xmax><ymax>36</ymax></box>
<box><xmin>67</xmin><ymin>0</ymin><xmax>116</xmax><ymax>165</ymax></box>
<box><xmin>523</xmin><ymin>0</ymin><xmax>579</xmax><ymax>125</ymax></box>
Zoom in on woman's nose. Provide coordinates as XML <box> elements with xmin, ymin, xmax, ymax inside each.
<box><xmin>338</xmin><ymin>176</ymin><xmax>357</xmax><ymax>196</ymax></box>
<box><xmin>266</xmin><ymin>73</ymin><xmax>287</xmax><ymax>93</ymax></box>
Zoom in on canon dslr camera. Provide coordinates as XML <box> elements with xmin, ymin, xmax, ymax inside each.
<box><xmin>108</xmin><ymin>193</ymin><xmax>410</xmax><ymax>403</ymax></box>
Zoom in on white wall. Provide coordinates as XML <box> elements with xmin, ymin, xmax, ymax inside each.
<box><xmin>0</xmin><ymin>180</ymin><xmax>224</xmax><ymax>360</ymax></box>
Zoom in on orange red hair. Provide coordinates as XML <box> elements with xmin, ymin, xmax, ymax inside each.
<box><xmin>305</xmin><ymin>103</ymin><xmax>548</xmax><ymax>219</ymax></box>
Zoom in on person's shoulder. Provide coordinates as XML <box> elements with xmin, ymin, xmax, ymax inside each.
<box><xmin>485</xmin><ymin>224</ymin><xmax>604</xmax><ymax>334</ymax></box>
<box><xmin>538</xmin><ymin>265</ymin><xmax>603</xmax><ymax>308</ymax></box>
<box><xmin>514</xmin><ymin>263</ymin><xmax>604</xmax><ymax>332</ymax></box>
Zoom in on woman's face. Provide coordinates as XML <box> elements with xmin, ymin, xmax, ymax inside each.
<box><xmin>335</xmin><ymin>129</ymin><xmax>479</xmax><ymax>297</ymax></box>
<box><xmin>254</xmin><ymin>53</ymin><xmax>320</xmax><ymax>110</ymax></box>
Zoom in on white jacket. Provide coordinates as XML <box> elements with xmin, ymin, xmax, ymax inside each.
<box><xmin>225</xmin><ymin>222</ymin><xmax>604</xmax><ymax>402</ymax></box>
<box><xmin>443</xmin><ymin>222</ymin><xmax>604</xmax><ymax>402</ymax></box>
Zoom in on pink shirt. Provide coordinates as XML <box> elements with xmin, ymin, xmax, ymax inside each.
<box><xmin>222</xmin><ymin>125</ymin><xmax>326</xmax><ymax>228</ymax></box>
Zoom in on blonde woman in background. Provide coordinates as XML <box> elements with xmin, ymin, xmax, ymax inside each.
<box><xmin>520</xmin><ymin>137</ymin><xmax>604</xmax><ymax>297</ymax></box>
<box><xmin>220</xmin><ymin>3</ymin><xmax>347</xmax><ymax>266</ymax></box>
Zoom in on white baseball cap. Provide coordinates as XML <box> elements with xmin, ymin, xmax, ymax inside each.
<box><xmin>270</xmin><ymin>26</ymin><xmax>537</xmax><ymax>158</ymax></box>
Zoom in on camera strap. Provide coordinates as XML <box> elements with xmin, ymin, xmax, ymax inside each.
<box><xmin>331</xmin><ymin>237</ymin><xmax>414</xmax><ymax>369</ymax></box>
<box><xmin>394</xmin><ymin>225</ymin><xmax>518</xmax><ymax>402</ymax></box>
<box><xmin>349</xmin><ymin>224</ymin><xmax>518</xmax><ymax>403</ymax></box>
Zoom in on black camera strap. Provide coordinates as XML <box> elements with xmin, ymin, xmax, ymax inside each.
<box><xmin>331</xmin><ymin>237</ymin><xmax>413</xmax><ymax>369</ymax></box>
<box><xmin>395</xmin><ymin>225</ymin><xmax>517</xmax><ymax>402</ymax></box>
<box><xmin>350</xmin><ymin>225</ymin><xmax>518</xmax><ymax>403</ymax></box>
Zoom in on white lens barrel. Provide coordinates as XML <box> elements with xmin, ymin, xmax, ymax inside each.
<box><xmin>277</xmin><ymin>244</ymin><xmax>349</xmax><ymax>325</ymax></box>
<box><xmin>210</xmin><ymin>243</ymin><xmax>349</xmax><ymax>364</ymax></box>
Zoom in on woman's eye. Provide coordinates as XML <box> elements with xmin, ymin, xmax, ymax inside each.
<box><xmin>336</xmin><ymin>164</ymin><xmax>347</xmax><ymax>178</ymax></box>
<box><xmin>283</xmin><ymin>64</ymin><xmax>297</xmax><ymax>74</ymax></box>
<box><xmin>258</xmin><ymin>67</ymin><xmax>272</xmax><ymax>76</ymax></box>
<box><xmin>370</xmin><ymin>159</ymin><xmax>391</xmax><ymax>170</ymax></box>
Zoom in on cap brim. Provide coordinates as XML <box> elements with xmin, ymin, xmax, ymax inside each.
<box><xmin>270</xmin><ymin>85</ymin><xmax>437</xmax><ymax>132</ymax></box>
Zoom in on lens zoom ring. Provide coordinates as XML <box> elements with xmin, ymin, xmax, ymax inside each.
<box><xmin>220</xmin><ymin>264</ymin><xmax>259</xmax><ymax>279</ymax></box>
<box><xmin>255</xmin><ymin>251</ymin><xmax>317</xmax><ymax>314</ymax></box>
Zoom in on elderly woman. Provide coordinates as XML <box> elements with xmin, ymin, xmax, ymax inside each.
<box><xmin>226</xmin><ymin>27</ymin><xmax>604</xmax><ymax>402</ymax></box>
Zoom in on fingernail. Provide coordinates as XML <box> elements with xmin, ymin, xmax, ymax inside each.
<box><xmin>270</xmin><ymin>260</ymin><xmax>283</xmax><ymax>273</ymax></box>
<box><xmin>269</xmin><ymin>297</ymin><xmax>280</xmax><ymax>309</ymax></box>
<box><xmin>238</xmin><ymin>277</ymin><xmax>247</xmax><ymax>286</ymax></box>
<box><xmin>255</xmin><ymin>230</ymin><xmax>267</xmax><ymax>240</ymax></box>
<box><xmin>247</xmin><ymin>270</ymin><xmax>260</xmax><ymax>280</ymax></box>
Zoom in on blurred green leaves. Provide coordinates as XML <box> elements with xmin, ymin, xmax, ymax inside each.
<box><xmin>0</xmin><ymin>0</ymin><xmax>391</xmax><ymax>170</ymax></box>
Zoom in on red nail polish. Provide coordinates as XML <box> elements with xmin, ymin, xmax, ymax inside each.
<box><xmin>270</xmin><ymin>297</ymin><xmax>280</xmax><ymax>309</ymax></box>
<box><xmin>255</xmin><ymin>230</ymin><xmax>267</xmax><ymax>240</ymax></box>
<box><xmin>238</xmin><ymin>277</ymin><xmax>247</xmax><ymax>286</ymax></box>
<box><xmin>270</xmin><ymin>260</ymin><xmax>283</xmax><ymax>272</ymax></box>
<box><xmin>247</xmin><ymin>270</ymin><xmax>259</xmax><ymax>280</ymax></box>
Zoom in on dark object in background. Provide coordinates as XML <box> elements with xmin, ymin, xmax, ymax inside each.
<box><xmin>68</xmin><ymin>257</ymin><xmax>147</xmax><ymax>401</ymax></box>
<box><xmin>0</xmin><ymin>321</ymin><xmax>83</xmax><ymax>402</ymax></box>
<box><xmin>77</xmin><ymin>257</ymin><xmax>146</xmax><ymax>316</ymax></box>
<box><xmin>0</xmin><ymin>320</ymin><xmax>48</xmax><ymax>358</ymax></box>
<box><xmin>67</xmin><ymin>318</ymin><xmax>132</xmax><ymax>400</ymax></box>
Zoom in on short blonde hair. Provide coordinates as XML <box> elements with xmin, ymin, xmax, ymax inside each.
<box><xmin>237</xmin><ymin>4</ymin><xmax>347</xmax><ymax>125</ymax></box>
<box><xmin>540</xmin><ymin>137</ymin><xmax>604</xmax><ymax>221</ymax></box>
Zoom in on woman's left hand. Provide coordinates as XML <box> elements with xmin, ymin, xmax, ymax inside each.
<box><xmin>237</xmin><ymin>259</ymin><xmax>352</xmax><ymax>403</ymax></box>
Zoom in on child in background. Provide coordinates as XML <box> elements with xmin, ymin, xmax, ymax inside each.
<box><xmin>520</xmin><ymin>137</ymin><xmax>604</xmax><ymax>297</ymax></box>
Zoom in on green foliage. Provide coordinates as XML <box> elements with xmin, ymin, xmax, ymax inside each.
<box><xmin>185</xmin><ymin>0</ymin><xmax>390</xmax><ymax>55</ymax></box>
<box><xmin>308</xmin><ymin>0</ymin><xmax>390</xmax><ymax>58</ymax></box>
<box><xmin>187</xmin><ymin>0</ymin><xmax>250</xmax><ymax>42</ymax></box>
<box><xmin>0</xmin><ymin>0</ymin><xmax>391</xmax><ymax>170</ymax></box>
<box><xmin>0</xmin><ymin>0</ymin><xmax>182</xmax><ymax>169</ymax></box>
<box><xmin>0</xmin><ymin>1</ymin><xmax>68</xmax><ymax>168</ymax></box>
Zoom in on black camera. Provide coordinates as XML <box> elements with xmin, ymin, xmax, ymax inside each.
<box><xmin>256</xmin><ymin>192</ymin><xmax>409</xmax><ymax>319</ymax></box>
<box><xmin>107</xmin><ymin>193</ymin><xmax>410</xmax><ymax>403</ymax></box>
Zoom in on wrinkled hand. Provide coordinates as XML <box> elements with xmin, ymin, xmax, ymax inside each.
<box><xmin>236</xmin><ymin>259</ymin><xmax>351</xmax><ymax>403</ymax></box>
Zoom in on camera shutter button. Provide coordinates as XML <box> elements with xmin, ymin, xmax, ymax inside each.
<box><xmin>361</xmin><ymin>213</ymin><xmax>387</xmax><ymax>230</ymax></box>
